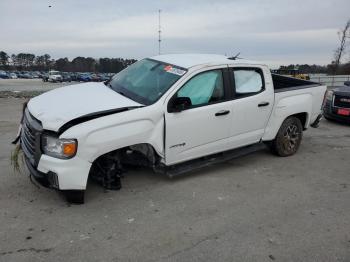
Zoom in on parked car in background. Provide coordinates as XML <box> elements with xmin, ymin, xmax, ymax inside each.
<box><xmin>61</xmin><ymin>72</ymin><xmax>72</xmax><ymax>82</ymax></box>
<box><xmin>42</xmin><ymin>73</ymin><xmax>49</xmax><ymax>82</ymax></box>
<box><xmin>36</xmin><ymin>72</ymin><xmax>44</xmax><ymax>79</ymax></box>
<box><xmin>19</xmin><ymin>72</ymin><xmax>33</xmax><ymax>79</ymax></box>
<box><xmin>9</xmin><ymin>72</ymin><xmax>18</xmax><ymax>79</ymax></box>
<box><xmin>0</xmin><ymin>70</ymin><xmax>9</xmax><ymax>79</ymax></box>
<box><xmin>90</xmin><ymin>73</ymin><xmax>100</xmax><ymax>82</ymax></box>
<box><xmin>17</xmin><ymin>72</ymin><xmax>25</xmax><ymax>78</ymax></box>
<box><xmin>69</xmin><ymin>73</ymin><xmax>78</xmax><ymax>81</ymax></box>
<box><xmin>48</xmin><ymin>70</ymin><xmax>63</xmax><ymax>82</ymax></box>
<box><xmin>323</xmin><ymin>84</ymin><xmax>350</xmax><ymax>124</ymax></box>
<box><xmin>30</xmin><ymin>72</ymin><xmax>40</xmax><ymax>78</ymax></box>
<box><xmin>99</xmin><ymin>74</ymin><xmax>110</xmax><ymax>82</ymax></box>
<box><xmin>77</xmin><ymin>73</ymin><xmax>92</xmax><ymax>82</ymax></box>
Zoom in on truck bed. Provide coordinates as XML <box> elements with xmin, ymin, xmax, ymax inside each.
<box><xmin>272</xmin><ymin>74</ymin><xmax>320</xmax><ymax>93</ymax></box>
<box><xmin>264</xmin><ymin>76</ymin><xmax>327</xmax><ymax>141</ymax></box>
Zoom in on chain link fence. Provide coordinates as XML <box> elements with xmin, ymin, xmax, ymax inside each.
<box><xmin>309</xmin><ymin>74</ymin><xmax>350</xmax><ymax>87</ymax></box>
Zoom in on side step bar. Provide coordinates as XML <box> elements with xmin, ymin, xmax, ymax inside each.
<box><xmin>155</xmin><ymin>143</ymin><xmax>267</xmax><ymax>178</ymax></box>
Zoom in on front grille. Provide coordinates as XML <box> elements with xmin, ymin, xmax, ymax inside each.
<box><xmin>333</xmin><ymin>94</ymin><xmax>350</xmax><ymax>108</ymax></box>
<box><xmin>21</xmin><ymin>108</ymin><xmax>43</xmax><ymax>167</ymax></box>
<box><xmin>22</xmin><ymin>118</ymin><xmax>35</xmax><ymax>155</ymax></box>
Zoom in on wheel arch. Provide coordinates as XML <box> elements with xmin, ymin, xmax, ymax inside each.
<box><xmin>89</xmin><ymin>142</ymin><xmax>163</xmax><ymax>168</ymax></box>
<box><xmin>290</xmin><ymin>112</ymin><xmax>308</xmax><ymax>130</ymax></box>
<box><xmin>86</xmin><ymin>142</ymin><xmax>164</xmax><ymax>191</ymax></box>
<box><xmin>263</xmin><ymin>111</ymin><xmax>309</xmax><ymax>141</ymax></box>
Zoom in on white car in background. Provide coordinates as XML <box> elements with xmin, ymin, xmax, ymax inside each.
<box><xmin>48</xmin><ymin>70</ymin><xmax>62</xmax><ymax>82</ymax></box>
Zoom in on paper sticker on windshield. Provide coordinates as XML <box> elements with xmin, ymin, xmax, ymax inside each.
<box><xmin>164</xmin><ymin>65</ymin><xmax>186</xmax><ymax>76</ymax></box>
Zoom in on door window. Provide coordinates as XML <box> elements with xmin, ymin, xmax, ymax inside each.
<box><xmin>177</xmin><ymin>70</ymin><xmax>224</xmax><ymax>107</ymax></box>
<box><xmin>233</xmin><ymin>69</ymin><xmax>263</xmax><ymax>96</ymax></box>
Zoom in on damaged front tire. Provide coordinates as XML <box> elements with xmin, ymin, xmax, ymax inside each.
<box><xmin>90</xmin><ymin>152</ymin><xmax>123</xmax><ymax>191</ymax></box>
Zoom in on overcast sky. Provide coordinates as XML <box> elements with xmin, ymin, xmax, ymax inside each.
<box><xmin>0</xmin><ymin>0</ymin><xmax>349</xmax><ymax>67</ymax></box>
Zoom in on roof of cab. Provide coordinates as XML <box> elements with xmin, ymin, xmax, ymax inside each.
<box><xmin>150</xmin><ymin>53</ymin><xmax>265</xmax><ymax>69</ymax></box>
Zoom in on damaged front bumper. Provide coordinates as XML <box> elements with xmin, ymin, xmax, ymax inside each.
<box><xmin>24</xmin><ymin>153</ymin><xmax>92</xmax><ymax>190</ymax></box>
<box><xmin>21</xmin><ymin>107</ymin><xmax>91</xmax><ymax>191</ymax></box>
<box><xmin>24</xmin><ymin>156</ymin><xmax>59</xmax><ymax>188</ymax></box>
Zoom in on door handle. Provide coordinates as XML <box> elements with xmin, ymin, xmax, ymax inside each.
<box><xmin>215</xmin><ymin>110</ymin><xmax>230</xmax><ymax>116</ymax></box>
<box><xmin>258</xmin><ymin>102</ymin><xmax>270</xmax><ymax>107</ymax></box>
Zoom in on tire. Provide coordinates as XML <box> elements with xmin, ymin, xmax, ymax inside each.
<box><xmin>324</xmin><ymin>115</ymin><xmax>332</xmax><ymax>121</ymax></box>
<box><xmin>63</xmin><ymin>190</ymin><xmax>85</xmax><ymax>204</ymax></box>
<box><xmin>271</xmin><ymin>117</ymin><xmax>303</xmax><ymax>157</ymax></box>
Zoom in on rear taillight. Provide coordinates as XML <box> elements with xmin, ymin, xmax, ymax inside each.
<box><xmin>323</xmin><ymin>90</ymin><xmax>333</xmax><ymax>107</ymax></box>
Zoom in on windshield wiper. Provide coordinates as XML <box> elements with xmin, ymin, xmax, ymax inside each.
<box><xmin>112</xmin><ymin>87</ymin><xmax>132</xmax><ymax>100</ymax></box>
<box><xmin>117</xmin><ymin>90</ymin><xmax>127</xmax><ymax>97</ymax></box>
<box><xmin>107</xmin><ymin>82</ymin><xmax>148</xmax><ymax>105</ymax></box>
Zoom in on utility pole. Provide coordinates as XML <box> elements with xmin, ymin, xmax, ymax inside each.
<box><xmin>158</xmin><ymin>9</ymin><xmax>162</xmax><ymax>55</ymax></box>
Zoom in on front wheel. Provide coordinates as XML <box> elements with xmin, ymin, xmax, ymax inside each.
<box><xmin>270</xmin><ymin>117</ymin><xmax>303</xmax><ymax>157</ymax></box>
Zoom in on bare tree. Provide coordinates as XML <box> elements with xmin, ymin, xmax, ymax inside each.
<box><xmin>333</xmin><ymin>19</ymin><xmax>350</xmax><ymax>74</ymax></box>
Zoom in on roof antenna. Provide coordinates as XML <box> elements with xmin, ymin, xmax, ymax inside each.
<box><xmin>158</xmin><ymin>9</ymin><xmax>162</xmax><ymax>55</ymax></box>
<box><xmin>228</xmin><ymin>52</ymin><xmax>241</xmax><ymax>60</ymax></box>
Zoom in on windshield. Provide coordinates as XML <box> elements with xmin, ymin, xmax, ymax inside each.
<box><xmin>109</xmin><ymin>59</ymin><xmax>187</xmax><ymax>105</ymax></box>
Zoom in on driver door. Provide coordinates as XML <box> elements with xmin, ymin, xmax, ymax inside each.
<box><xmin>165</xmin><ymin>68</ymin><xmax>233</xmax><ymax>165</ymax></box>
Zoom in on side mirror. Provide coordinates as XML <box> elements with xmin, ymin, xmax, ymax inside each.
<box><xmin>169</xmin><ymin>97</ymin><xmax>192</xmax><ymax>112</ymax></box>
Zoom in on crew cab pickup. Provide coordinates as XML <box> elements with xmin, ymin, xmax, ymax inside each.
<box><xmin>20</xmin><ymin>54</ymin><xmax>326</xmax><ymax>203</ymax></box>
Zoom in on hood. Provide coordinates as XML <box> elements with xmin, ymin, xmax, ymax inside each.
<box><xmin>28</xmin><ymin>82</ymin><xmax>142</xmax><ymax>132</ymax></box>
<box><xmin>333</xmin><ymin>85</ymin><xmax>350</xmax><ymax>95</ymax></box>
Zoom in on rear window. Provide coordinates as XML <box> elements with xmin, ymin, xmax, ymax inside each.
<box><xmin>232</xmin><ymin>69</ymin><xmax>264</xmax><ymax>96</ymax></box>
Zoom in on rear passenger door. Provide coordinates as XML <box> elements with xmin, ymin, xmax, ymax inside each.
<box><xmin>228</xmin><ymin>67</ymin><xmax>274</xmax><ymax>146</ymax></box>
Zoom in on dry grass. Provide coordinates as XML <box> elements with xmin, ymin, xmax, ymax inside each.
<box><xmin>10</xmin><ymin>144</ymin><xmax>24</xmax><ymax>173</ymax></box>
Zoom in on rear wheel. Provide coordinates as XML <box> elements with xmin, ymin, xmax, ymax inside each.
<box><xmin>63</xmin><ymin>190</ymin><xmax>85</xmax><ymax>204</ymax></box>
<box><xmin>271</xmin><ymin>117</ymin><xmax>303</xmax><ymax>157</ymax></box>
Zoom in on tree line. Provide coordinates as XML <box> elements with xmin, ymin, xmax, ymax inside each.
<box><xmin>1</xmin><ymin>50</ymin><xmax>350</xmax><ymax>75</ymax></box>
<box><xmin>279</xmin><ymin>63</ymin><xmax>350</xmax><ymax>75</ymax></box>
<box><xmin>0</xmin><ymin>51</ymin><xmax>137</xmax><ymax>73</ymax></box>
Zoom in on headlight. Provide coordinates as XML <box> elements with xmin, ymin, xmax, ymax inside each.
<box><xmin>325</xmin><ymin>90</ymin><xmax>334</xmax><ymax>101</ymax></box>
<box><xmin>42</xmin><ymin>135</ymin><xmax>77</xmax><ymax>159</ymax></box>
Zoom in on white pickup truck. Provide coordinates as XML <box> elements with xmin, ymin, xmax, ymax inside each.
<box><xmin>20</xmin><ymin>54</ymin><xmax>326</xmax><ymax>203</ymax></box>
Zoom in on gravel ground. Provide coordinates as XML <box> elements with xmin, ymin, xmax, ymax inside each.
<box><xmin>0</xmin><ymin>92</ymin><xmax>349</xmax><ymax>261</ymax></box>
<box><xmin>0</xmin><ymin>79</ymin><xmax>70</xmax><ymax>92</ymax></box>
<box><xmin>0</xmin><ymin>79</ymin><xmax>72</xmax><ymax>98</ymax></box>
